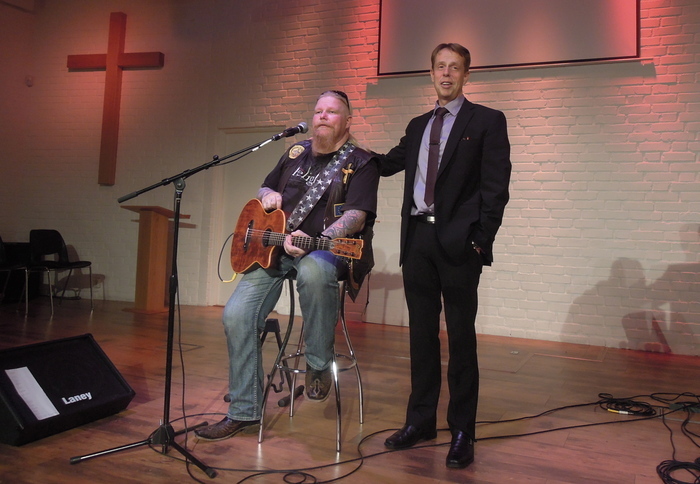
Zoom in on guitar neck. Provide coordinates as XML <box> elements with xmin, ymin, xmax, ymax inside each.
<box><xmin>265</xmin><ymin>232</ymin><xmax>333</xmax><ymax>252</ymax></box>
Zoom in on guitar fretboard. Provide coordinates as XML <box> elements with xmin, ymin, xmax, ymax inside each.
<box><xmin>248</xmin><ymin>229</ymin><xmax>333</xmax><ymax>251</ymax></box>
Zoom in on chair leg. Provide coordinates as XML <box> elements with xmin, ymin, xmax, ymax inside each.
<box><xmin>88</xmin><ymin>266</ymin><xmax>94</xmax><ymax>310</ymax></box>
<box><xmin>58</xmin><ymin>268</ymin><xmax>73</xmax><ymax>306</ymax></box>
<box><xmin>46</xmin><ymin>268</ymin><xmax>54</xmax><ymax>317</ymax></box>
<box><xmin>55</xmin><ymin>267</ymin><xmax>94</xmax><ymax>311</ymax></box>
<box><xmin>22</xmin><ymin>268</ymin><xmax>54</xmax><ymax>317</ymax></box>
<box><xmin>0</xmin><ymin>270</ymin><xmax>10</xmax><ymax>305</ymax></box>
<box><xmin>0</xmin><ymin>272</ymin><xmax>5</xmax><ymax>305</ymax></box>
<box><xmin>24</xmin><ymin>269</ymin><xmax>30</xmax><ymax>316</ymax></box>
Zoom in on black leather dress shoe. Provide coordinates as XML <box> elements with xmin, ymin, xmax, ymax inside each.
<box><xmin>194</xmin><ymin>417</ymin><xmax>260</xmax><ymax>441</ymax></box>
<box><xmin>446</xmin><ymin>430</ymin><xmax>474</xmax><ymax>468</ymax></box>
<box><xmin>384</xmin><ymin>424</ymin><xmax>437</xmax><ymax>449</ymax></box>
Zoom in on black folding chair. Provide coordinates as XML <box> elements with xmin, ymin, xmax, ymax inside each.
<box><xmin>22</xmin><ymin>229</ymin><xmax>93</xmax><ymax>316</ymax></box>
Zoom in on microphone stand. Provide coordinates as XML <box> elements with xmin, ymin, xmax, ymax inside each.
<box><xmin>69</xmin><ymin>132</ymin><xmax>286</xmax><ymax>478</ymax></box>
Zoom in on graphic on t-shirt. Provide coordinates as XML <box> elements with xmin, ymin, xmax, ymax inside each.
<box><xmin>291</xmin><ymin>165</ymin><xmax>321</xmax><ymax>187</ymax></box>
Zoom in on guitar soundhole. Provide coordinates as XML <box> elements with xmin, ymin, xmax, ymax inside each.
<box><xmin>261</xmin><ymin>228</ymin><xmax>272</xmax><ymax>247</ymax></box>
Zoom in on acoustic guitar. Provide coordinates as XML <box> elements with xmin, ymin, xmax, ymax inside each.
<box><xmin>230</xmin><ymin>198</ymin><xmax>363</xmax><ymax>274</ymax></box>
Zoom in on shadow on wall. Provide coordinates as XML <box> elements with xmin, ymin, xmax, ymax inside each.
<box><xmin>52</xmin><ymin>245</ymin><xmax>106</xmax><ymax>301</ymax></box>
<box><xmin>566</xmin><ymin>225</ymin><xmax>700</xmax><ymax>355</ymax></box>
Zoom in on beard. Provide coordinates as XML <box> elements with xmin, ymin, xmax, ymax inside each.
<box><xmin>312</xmin><ymin>131</ymin><xmax>334</xmax><ymax>155</ymax></box>
<box><xmin>312</xmin><ymin>126</ymin><xmax>343</xmax><ymax>155</ymax></box>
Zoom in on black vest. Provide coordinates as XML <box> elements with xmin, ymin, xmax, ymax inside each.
<box><xmin>276</xmin><ymin>140</ymin><xmax>374</xmax><ymax>301</ymax></box>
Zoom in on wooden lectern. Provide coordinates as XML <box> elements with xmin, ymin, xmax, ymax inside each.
<box><xmin>122</xmin><ymin>206</ymin><xmax>194</xmax><ymax>313</ymax></box>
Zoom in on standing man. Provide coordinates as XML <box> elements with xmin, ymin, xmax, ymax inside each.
<box><xmin>379</xmin><ymin>43</ymin><xmax>511</xmax><ymax>468</ymax></box>
<box><xmin>195</xmin><ymin>90</ymin><xmax>379</xmax><ymax>442</ymax></box>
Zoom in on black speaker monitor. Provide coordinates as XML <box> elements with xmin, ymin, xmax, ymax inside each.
<box><xmin>0</xmin><ymin>334</ymin><xmax>135</xmax><ymax>446</ymax></box>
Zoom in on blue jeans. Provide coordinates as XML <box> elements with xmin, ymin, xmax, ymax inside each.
<box><xmin>222</xmin><ymin>251</ymin><xmax>347</xmax><ymax>421</ymax></box>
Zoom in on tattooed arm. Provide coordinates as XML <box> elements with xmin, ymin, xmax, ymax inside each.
<box><xmin>284</xmin><ymin>210</ymin><xmax>367</xmax><ymax>257</ymax></box>
<box><xmin>322</xmin><ymin>209</ymin><xmax>367</xmax><ymax>239</ymax></box>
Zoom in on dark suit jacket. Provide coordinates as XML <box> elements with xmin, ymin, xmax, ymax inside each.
<box><xmin>381</xmin><ymin>98</ymin><xmax>511</xmax><ymax>266</ymax></box>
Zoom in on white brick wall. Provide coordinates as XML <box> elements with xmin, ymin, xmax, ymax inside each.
<box><xmin>0</xmin><ymin>0</ymin><xmax>698</xmax><ymax>355</ymax></box>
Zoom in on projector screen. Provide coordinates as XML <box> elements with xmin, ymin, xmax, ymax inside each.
<box><xmin>378</xmin><ymin>0</ymin><xmax>639</xmax><ymax>75</ymax></box>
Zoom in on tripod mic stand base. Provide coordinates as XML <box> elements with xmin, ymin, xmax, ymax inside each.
<box><xmin>69</xmin><ymin>421</ymin><xmax>217</xmax><ymax>479</ymax></box>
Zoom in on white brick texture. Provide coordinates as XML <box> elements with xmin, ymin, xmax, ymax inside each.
<box><xmin>0</xmin><ymin>0</ymin><xmax>698</xmax><ymax>355</ymax></box>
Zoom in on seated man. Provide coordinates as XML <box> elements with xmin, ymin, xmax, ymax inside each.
<box><xmin>195</xmin><ymin>90</ymin><xmax>379</xmax><ymax>441</ymax></box>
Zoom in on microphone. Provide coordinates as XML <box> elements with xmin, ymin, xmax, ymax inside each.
<box><xmin>272</xmin><ymin>122</ymin><xmax>308</xmax><ymax>141</ymax></box>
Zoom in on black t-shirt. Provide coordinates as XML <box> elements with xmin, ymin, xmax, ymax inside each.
<box><xmin>262</xmin><ymin>143</ymin><xmax>379</xmax><ymax>236</ymax></box>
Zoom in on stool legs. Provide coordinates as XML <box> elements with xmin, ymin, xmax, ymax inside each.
<box><xmin>258</xmin><ymin>280</ymin><xmax>363</xmax><ymax>452</ymax></box>
<box><xmin>332</xmin><ymin>357</ymin><xmax>342</xmax><ymax>453</ymax></box>
<box><xmin>338</xmin><ymin>285</ymin><xmax>364</xmax><ymax>424</ymax></box>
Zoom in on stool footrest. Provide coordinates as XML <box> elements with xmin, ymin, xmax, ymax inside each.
<box><xmin>277</xmin><ymin>352</ymin><xmax>358</xmax><ymax>373</ymax></box>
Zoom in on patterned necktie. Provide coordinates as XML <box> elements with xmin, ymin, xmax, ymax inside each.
<box><xmin>424</xmin><ymin>106</ymin><xmax>449</xmax><ymax>208</ymax></box>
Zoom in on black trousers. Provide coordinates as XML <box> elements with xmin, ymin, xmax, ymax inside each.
<box><xmin>402</xmin><ymin>217</ymin><xmax>482</xmax><ymax>438</ymax></box>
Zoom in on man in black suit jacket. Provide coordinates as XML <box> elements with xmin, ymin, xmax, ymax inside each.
<box><xmin>379</xmin><ymin>43</ymin><xmax>511</xmax><ymax>469</ymax></box>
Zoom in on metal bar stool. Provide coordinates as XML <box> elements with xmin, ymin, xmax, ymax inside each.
<box><xmin>258</xmin><ymin>278</ymin><xmax>364</xmax><ymax>452</ymax></box>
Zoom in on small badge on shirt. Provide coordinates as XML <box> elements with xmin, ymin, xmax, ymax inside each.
<box><xmin>288</xmin><ymin>144</ymin><xmax>305</xmax><ymax>159</ymax></box>
<box><xmin>333</xmin><ymin>203</ymin><xmax>344</xmax><ymax>218</ymax></box>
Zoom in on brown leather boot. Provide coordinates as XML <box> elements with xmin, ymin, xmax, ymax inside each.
<box><xmin>194</xmin><ymin>417</ymin><xmax>260</xmax><ymax>441</ymax></box>
<box><xmin>305</xmin><ymin>364</ymin><xmax>332</xmax><ymax>402</ymax></box>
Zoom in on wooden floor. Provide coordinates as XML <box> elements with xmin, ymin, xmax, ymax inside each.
<box><xmin>0</xmin><ymin>297</ymin><xmax>698</xmax><ymax>484</ymax></box>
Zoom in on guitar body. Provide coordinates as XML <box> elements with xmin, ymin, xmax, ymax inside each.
<box><xmin>231</xmin><ymin>199</ymin><xmax>286</xmax><ymax>274</ymax></box>
<box><xmin>230</xmin><ymin>198</ymin><xmax>363</xmax><ymax>274</ymax></box>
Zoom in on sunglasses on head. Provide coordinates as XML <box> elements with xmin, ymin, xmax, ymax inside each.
<box><xmin>321</xmin><ymin>90</ymin><xmax>350</xmax><ymax>108</ymax></box>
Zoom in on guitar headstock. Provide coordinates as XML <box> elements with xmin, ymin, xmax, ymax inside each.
<box><xmin>329</xmin><ymin>238</ymin><xmax>363</xmax><ymax>259</ymax></box>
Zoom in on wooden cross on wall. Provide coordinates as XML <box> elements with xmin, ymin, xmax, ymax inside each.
<box><xmin>68</xmin><ymin>12</ymin><xmax>164</xmax><ymax>186</ymax></box>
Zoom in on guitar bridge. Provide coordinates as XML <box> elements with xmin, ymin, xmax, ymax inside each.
<box><xmin>243</xmin><ymin>221</ymin><xmax>253</xmax><ymax>250</ymax></box>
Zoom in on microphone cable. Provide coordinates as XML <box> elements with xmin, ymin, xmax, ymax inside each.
<box><xmin>654</xmin><ymin>393</ymin><xmax>700</xmax><ymax>484</ymax></box>
<box><xmin>597</xmin><ymin>392</ymin><xmax>657</xmax><ymax>416</ymax></box>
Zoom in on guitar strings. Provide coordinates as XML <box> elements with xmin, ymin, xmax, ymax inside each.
<box><xmin>243</xmin><ymin>228</ymin><xmax>326</xmax><ymax>250</ymax></box>
<box><xmin>242</xmin><ymin>229</ymin><xmax>361</xmax><ymax>256</ymax></box>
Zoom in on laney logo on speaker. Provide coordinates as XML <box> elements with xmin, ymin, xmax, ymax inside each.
<box><xmin>62</xmin><ymin>392</ymin><xmax>92</xmax><ymax>405</ymax></box>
